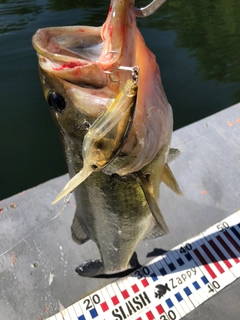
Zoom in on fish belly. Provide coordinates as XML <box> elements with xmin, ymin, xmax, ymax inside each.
<box><xmin>72</xmin><ymin>171</ymin><xmax>155</xmax><ymax>274</ymax></box>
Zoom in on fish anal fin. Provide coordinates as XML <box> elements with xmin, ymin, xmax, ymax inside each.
<box><xmin>144</xmin><ymin>224</ymin><xmax>165</xmax><ymax>240</ymax></box>
<box><xmin>162</xmin><ymin>163</ymin><xmax>183</xmax><ymax>196</ymax></box>
<box><xmin>136</xmin><ymin>173</ymin><xmax>169</xmax><ymax>235</ymax></box>
<box><xmin>71</xmin><ymin>214</ymin><xmax>89</xmax><ymax>245</ymax></box>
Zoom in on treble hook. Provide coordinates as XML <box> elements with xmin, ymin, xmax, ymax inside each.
<box><xmin>104</xmin><ymin>66</ymin><xmax>140</xmax><ymax>84</ymax></box>
<box><xmin>135</xmin><ymin>0</ymin><xmax>167</xmax><ymax>17</ymax></box>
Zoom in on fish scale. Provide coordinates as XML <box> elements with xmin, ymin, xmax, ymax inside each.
<box><xmin>45</xmin><ymin>210</ymin><xmax>240</xmax><ymax>320</ymax></box>
<box><xmin>32</xmin><ymin>0</ymin><xmax>182</xmax><ymax>276</ymax></box>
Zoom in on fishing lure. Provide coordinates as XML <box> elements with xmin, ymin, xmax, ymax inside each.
<box><xmin>52</xmin><ymin>67</ymin><xmax>139</xmax><ymax>204</ymax></box>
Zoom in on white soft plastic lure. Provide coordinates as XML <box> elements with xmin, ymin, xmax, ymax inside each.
<box><xmin>52</xmin><ymin>78</ymin><xmax>138</xmax><ymax>204</ymax></box>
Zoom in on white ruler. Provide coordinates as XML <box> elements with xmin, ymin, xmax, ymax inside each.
<box><xmin>46</xmin><ymin>210</ymin><xmax>240</xmax><ymax>320</ymax></box>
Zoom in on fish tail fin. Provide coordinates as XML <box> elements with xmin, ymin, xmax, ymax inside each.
<box><xmin>75</xmin><ymin>260</ymin><xmax>103</xmax><ymax>277</ymax></box>
<box><xmin>136</xmin><ymin>174</ymin><xmax>169</xmax><ymax>235</ymax></box>
<box><xmin>162</xmin><ymin>163</ymin><xmax>183</xmax><ymax>196</ymax></box>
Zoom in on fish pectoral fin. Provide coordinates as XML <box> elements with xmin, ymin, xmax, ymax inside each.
<box><xmin>167</xmin><ymin>148</ymin><xmax>181</xmax><ymax>163</ymax></box>
<box><xmin>52</xmin><ymin>166</ymin><xmax>92</xmax><ymax>204</ymax></box>
<box><xmin>136</xmin><ymin>174</ymin><xmax>169</xmax><ymax>235</ymax></box>
<box><xmin>71</xmin><ymin>214</ymin><xmax>89</xmax><ymax>245</ymax></box>
<box><xmin>162</xmin><ymin>163</ymin><xmax>183</xmax><ymax>196</ymax></box>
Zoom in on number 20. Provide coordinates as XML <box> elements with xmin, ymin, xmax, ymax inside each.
<box><xmin>160</xmin><ymin>310</ymin><xmax>176</xmax><ymax>320</ymax></box>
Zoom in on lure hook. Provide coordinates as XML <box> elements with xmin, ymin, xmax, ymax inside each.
<box><xmin>135</xmin><ymin>0</ymin><xmax>167</xmax><ymax>17</ymax></box>
<box><xmin>104</xmin><ymin>65</ymin><xmax>140</xmax><ymax>84</ymax></box>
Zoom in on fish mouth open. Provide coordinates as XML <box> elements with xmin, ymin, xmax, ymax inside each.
<box><xmin>32</xmin><ymin>26</ymin><xmax>108</xmax><ymax>88</ymax></box>
<box><xmin>32</xmin><ymin>0</ymin><xmax>137</xmax><ymax>89</ymax></box>
<box><xmin>32</xmin><ymin>0</ymin><xmax>173</xmax><ymax>177</ymax></box>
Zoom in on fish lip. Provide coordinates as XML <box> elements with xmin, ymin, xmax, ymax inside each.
<box><xmin>32</xmin><ymin>0</ymin><xmax>137</xmax><ymax>87</ymax></box>
<box><xmin>32</xmin><ymin>26</ymin><xmax>103</xmax><ymax>67</ymax></box>
<box><xmin>32</xmin><ymin>26</ymin><xmax>103</xmax><ymax>61</ymax></box>
<box><xmin>32</xmin><ymin>26</ymin><xmax>108</xmax><ymax>88</ymax></box>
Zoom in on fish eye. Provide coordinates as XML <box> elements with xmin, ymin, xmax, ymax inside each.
<box><xmin>47</xmin><ymin>91</ymin><xmax>66</xmax><ymax>112</ymax></box>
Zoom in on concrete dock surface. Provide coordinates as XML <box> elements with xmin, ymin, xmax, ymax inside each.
<box><xmin>0</xmin><ymin>103</ymin><xmax>239</xmax><ymax>320</ymax></box>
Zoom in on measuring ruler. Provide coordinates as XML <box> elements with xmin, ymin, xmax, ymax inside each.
<box><xmin>46</xmin><ymin>210</ymin><xmax>240</xmax><ymax>320</ymax></box>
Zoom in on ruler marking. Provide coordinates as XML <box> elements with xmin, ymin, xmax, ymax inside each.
<box><xmin>100</xmin><ymin>287</ymin><xmax>111</xmax><ymax>314</ymax></box>
<box><xmin>89</xmin><ymin>288</ymin><xmax>110</xmax><ymax>318</ymax></box>
<box><xmin>157</xmin><ymin>256</ymin><xmax>192</xmax><ymax>315</ymax></box>
<box><xmin>223</xmin><ymin>230</ymin><xmax>240</xmax><ymax>254</ymax></box>
<box><xmin>193</xmin><ymin>247</ymin><xmax>217</xmax><ymax>279</ymax></box>
<box><xmin>167</xmin><ymin>249</ymin><xmax>203</xmax><ymax>308</ymax></box>
<box><xmin>170</xmin><ymin>242</ymin><xmax>212</xmax><ymax>304</ymax></box>
<box><xmin>148</xmin><ymin>260</ymin><xmax>183</xmax><ymax>318</ymax></box>
<box><xmin>177</xmin><ymin>239</ymin><xmax>218</xmax><ymax>300</ymax></box>
<box><xmin>201</xmin><ymin>243</ymin><xmax>225</xmax><ymax>274</ymax></box>
<box><xmin>163</xmin><ymin>252</ymin><xmax>177</xmax><ymax>273</ymax></box>
<box><xmin>66</xmin><ymin>305</ymin><xmax>78</xmax><ymax>320</ymax></box>
<box><xmin>189</xmin><ymin>233</ymin><xmax>235</xmax><ymax>296</ymax></box>
<box><xmin>200</xmin><ymin>233</ymin><xmax>237</xmax><ymax>286</ymax></box>
<box><xmin>149</xmin><ymin>258</ymin><xmax>182</xmax><ymax>319</ymax></box>
<box><xmin>61</xmin><ymin>311</ymin><xmax>69</xmax><ymax>320</ymax></box>
<box><xmin>182</xmin><ymin>284</ymin><xmax>199</xmax><ymax>308</ymax></box>
<box><xmin>176</xmin><ymin>243</ymin><xmax>216</xmax><ymax>302</ymax></box>
<box><xmin>216</xmin><ymin>234</ymin><xmax>239</xmax><ymax>264</ymax></box>
<box><xmin>201</xmin><ymin>218</ymin><xmax>240</xmax><ymax>279</ymax></box>
<box><xmin>127</xmin><ymin>266</ymin><xmax>169</xmax><ymax>319</ymax></box>
<box><xmin>78</xmin><ymin>294</ymin><xmax>98</xmax><ymax>320</ymax></box>
<box><xmin>55</xmin><ymin>314</ymin><xmax>63</xmax><ymax>320</ymax></box>
<box><xmin>72</xmin><ymin>301</ymin><xmax>83</xmax><ymax>320</ymax></box>
<box><xmin>230</xmin><ymin>225</ymin><xmax>240</xmax><ymax>241</ymax></box>
<box><xmin>107</xmin><ymin>283</ymin><xmax>120</xmax><ymax>307</ymax></box>
<box><xmin>208</xmin><ymin>238</ymin><xmax>232</xmax><ymax>269</ymax></box>
<box><xmin>145</xmin><ymin>310</ymin><xmax>154</xmax><ymax>320</ymax></box>
<box><xmin>45</xmin><ymin>212</ymin><xmax>240</xmax><ymax>320</ymax></box>
<box><xmin>156</xmin><ymin>304</ymin><xmax>164</xmax><ymax>315</ymax></box>
<box><xmin>150</xmin><ymin>273</ymin><xmax>158</xmax><ymax>283</ymax></box>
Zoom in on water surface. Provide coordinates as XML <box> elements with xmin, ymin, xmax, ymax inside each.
<box><xmin>1</xmin><ymin>0</ymin><xmax>240</xmax><ymax>199</ymax></box>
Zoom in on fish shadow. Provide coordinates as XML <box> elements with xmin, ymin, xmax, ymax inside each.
<box><xmin>131</xmin><ymin>221</ymin><xmax>240</xmax><ymax>280</ymax></box>
<box><xmin>79</xmin><ymin>221</ymin><xmax>240</xmax><ymax>280</ymax></box>
<box><xmin>146</xmin><ymin>248</ymin><xmax>168</xmax><ymax>257</ymax></box>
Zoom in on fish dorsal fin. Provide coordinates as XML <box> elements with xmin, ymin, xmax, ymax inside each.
<box><xmin>162</xmin><ymin>163</ymin><xmax>183</xmax><ymax>196</ymax></box>
<box><xmin>136</xmin><ymin>174</ymin><xmax>169</xmax><ymax>235</ymax></box>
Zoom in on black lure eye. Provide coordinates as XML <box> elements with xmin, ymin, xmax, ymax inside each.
<box><xmin>91</xmin><ymin>164</ymin><xmax>99</xmax><ymax>171</ymax></box>
<box><xmin>47</xmin><ymin>91</ymin><xmax>66</xmax><ymax>112</ymax></box>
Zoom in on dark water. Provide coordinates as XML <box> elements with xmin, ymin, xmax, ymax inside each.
<box><xmin>1</xmin><ymin>0</ymin><xmax>240</xmax><ymax>200</ymax></box>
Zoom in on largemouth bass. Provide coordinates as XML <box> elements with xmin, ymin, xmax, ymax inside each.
<box><xmin>32</xmin><ymin>0</ymin><xmax>182</xmax><ymax>277</ymax></box>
